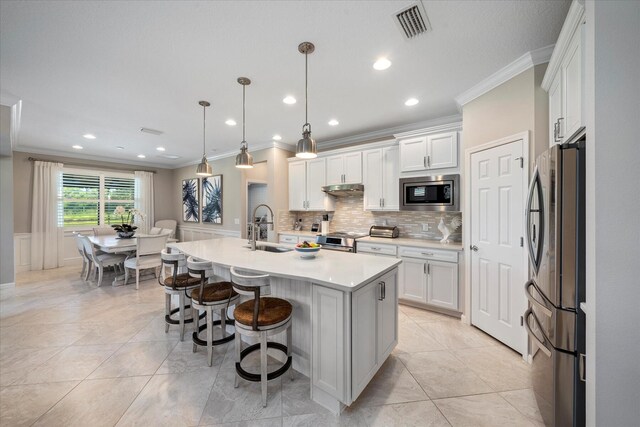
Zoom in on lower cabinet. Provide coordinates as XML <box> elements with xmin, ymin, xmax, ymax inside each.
<box><xmin>399</xmin><ymin>257</ymin><xmax>428</xmax><ymax>304</ymax></box>
<box><xmin>351</xmin><ymin>269</ymin><xmax>397</xmax><ymax>400</ymax></box>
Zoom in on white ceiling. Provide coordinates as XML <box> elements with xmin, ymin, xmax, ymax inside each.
<box><xmin>0</xmin><ymin>0</ymin><xmax>570</xmax><ymax>168</ymax></box>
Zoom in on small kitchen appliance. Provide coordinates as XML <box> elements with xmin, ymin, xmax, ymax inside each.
<box><xmin>369</xmin><ymin>225</ymin><xmax>399</xmax><ymax>238</ymax></box>
<box><xmin>399</xmin><ymin>174</ymin><xmax>460</xmax><ymax>211</ymax></box>
<box><xmin>315</xmin><ymin>232</ymin><xmax>367</xmax><ymax>253</ymax></box>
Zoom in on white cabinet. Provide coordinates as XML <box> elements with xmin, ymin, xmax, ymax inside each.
<box><xmin>288</xmin><ymin>159</ymin><xmax>336</xmax><ymax>211</ymax></box>
<box><xmin>399</xmin><ymin>131</ymin><xmax>458</xmax><ymax>173</ymax></box>
<box><xmin>351</xmin><ymin>269</ymin><xmax>397</xmax><ymax>400</ymax></box>
<box><xmin>356</xmin><ymin>242</ymin><xmax>397</xmax><ymax>257</ymax></box>
<box><xmin>398</xmin><ymin>246</ymin><xmax>459</xmax><ymax>311</ymax></box>
<box><xmin>545</xmin><ymin>8</ymin><xmax>585</xmax><ymax>147</ymax></box>
<box><xmin>326</xmin><ymin>152</ymin><xmax>362</xmax><ymax>185</ymax></box>
<box><xmin>362</xmin><ymin>146</ymin><xmax>399</xmax><ymax>211</ymax></box>
<box><xmin>278</xmin><ymin>234</ymin><xmax>300</xmax><ymax>244</ymax></box>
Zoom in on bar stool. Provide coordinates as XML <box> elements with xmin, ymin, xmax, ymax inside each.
<box><xmin>159</xmin><ymin>249</ymin><xmax>201</xmax><ymax>341</ymax></box>
<box><xmin>230</xmin><ymin>267</ymin><xmax>293</xmax><ymax>407</ymax></box>
<box><xmin>187</xmin><ymin>256</ymin><xmax>240</xmax><ymax>367</ymax></box>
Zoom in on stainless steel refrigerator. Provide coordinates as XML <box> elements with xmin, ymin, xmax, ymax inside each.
<box><xmin>524</xmin><ymin>129</ymin><xmax>586</xmax><ymax>427</ymax></box>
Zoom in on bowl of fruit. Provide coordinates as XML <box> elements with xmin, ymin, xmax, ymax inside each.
<box><xmin>295</xmin><ymin>241</ymin><xmax>321</xmax><ymax>259</ymax></box>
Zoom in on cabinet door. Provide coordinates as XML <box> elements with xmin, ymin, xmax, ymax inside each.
<box><xmin>562</xmin><ymin>28</ymin><xmax>583</xmax><ymax>141</ymax></box>
<box><xmin>382</xmin><ymin>146</ymin><xmax>399</xmax><ymax>210</ymax></box>
<box><xmin>427</xmin><ymin>260</ymin><xmax>458</xmax><ymax>311</ymax></box>
<box><xmin>306</xmin><ymin>158</ymin><xmax>327</xmax><ymax>210</ymax></box>
<box><xmin>548</xmin><ymin>73</ymin><xmax>563</xmax><ymax>147</ymax></box>
<box><xmin>427</xmin><ymin>132</ymin><xmax>458</xmax><ymax>170</ymax></box>
<box><xmin>326</xmin><ymin>155</ymin><xmax>344</xmax><ymax>185</ymax></box>
<box><xmin>362</xmin><ymin>149</ymin><xmax>383</xmax><ymax>210</ymax></box>
<box><xmin>288</xmin><ymin>161</ymin><xmax>307</xmax><ymax>211</ymax></box>
<box><xmin>377</xmin><ymin>271</ymin><xmax>397</xmax><ymax>361</ymax></box>
<box><xmin>399</xmin><ymin>136</ymin><xmax>427</xmax><ymax>172</ymax></box>
<box><xmin>352</xmin><ymin>280</ymin><xmax>379</xmax><ymax>400</ymax></box>
<box><xmin>343</xmin><ymin>152</ymin><xmax>362</xmax><ymax>184</ymax></box>
<box><xmin>399</xmin><ymin>257</ymin><xmax>427</xmax><ymax>303</ymax></box>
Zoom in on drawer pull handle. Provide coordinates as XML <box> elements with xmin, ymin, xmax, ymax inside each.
<box><xmin>421</xmin><ymin>252</ymin><xmax>434</xmax><ymax>256</ymax></box>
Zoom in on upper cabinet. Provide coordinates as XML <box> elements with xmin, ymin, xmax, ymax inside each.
<box><xmin>362</xmin><ymin>146</ymin><xmax>399</xmax><ymax>211</ymax></box>
<box><xmin>543</xmin><ymin>1</ymin><xmax>585</xmax><ymax>147</ymax></box>
<box><xmin>326</xmin><ymin>152</ymin><xmax>362</xmax><ymax>185</ymax></box>
<box><xmin>398</xmin><ymin>131</ymin><xmax>458</xmax><ymax>173</ymax></box>
<box><xmin>288</xmin><ymin>158</ymin><xmax>336</xmax><ymax>211</ymax></box>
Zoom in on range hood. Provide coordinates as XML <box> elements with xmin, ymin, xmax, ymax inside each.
<box><xmin>321</xmin><ymin>183</ymin><xmax>364</xmax><ymax>197</ymax></box>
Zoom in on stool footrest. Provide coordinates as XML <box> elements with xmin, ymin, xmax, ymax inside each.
<box><xmin>192</xmin><ymin>318</ymin><xmax>235</xmax><ymax>346</ymax></box>
<box><xmin>164</xmin><ymin>306</ymin><xmax>205</xmax><ymax>325</ymax></box>
<box><xmin>236</xmin><ymin>342</ymin><xmax>292</xmax><ymax>382</ymax></box>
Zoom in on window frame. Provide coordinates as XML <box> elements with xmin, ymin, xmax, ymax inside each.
<box><xmin>62</xmin><ymin>167</ymin><xmax>135</xmax><ymax>231</ymax></box>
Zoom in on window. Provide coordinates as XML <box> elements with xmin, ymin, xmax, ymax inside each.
<box><xmin>61</xmin><ymin>169</ymin><xmax>135</xmax><ymax>228</ymax></box>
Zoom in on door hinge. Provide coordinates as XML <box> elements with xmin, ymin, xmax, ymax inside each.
<box><xmin>515</xmin><ymin>157</ymin><xmax>523</xmax><ymax>168</ymax></box>
<box><xmin>520</xmin><ymin>237</ymin><xmax>524</xmax><ymax>247</ymax></box>
<box><xmin>520</xmin><ymin>316</ymin><xmax>524</xmax><ymax>326</ymax></box>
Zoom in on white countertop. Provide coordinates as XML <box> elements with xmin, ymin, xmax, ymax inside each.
<box><xmin>358</xmin><ymin>236</ymin><xmax>464</xmax><ymax>252</ymax></box>
<box><xmin>168</xmin><ymin>237</ymin><xmax>401</xmax><ymax>291</ymax></box>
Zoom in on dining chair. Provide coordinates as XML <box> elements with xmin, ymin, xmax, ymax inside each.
<box><xmin>154</xmin><ymin>220</ymin><xmax>177</xmax><ymax>238</ymax></box>
<box><xmin>73</xmin><ymin>232</ymin><xmax>90</xmax><ymax>279</ymax></box>
<box><xmin>93</xmin><ymin>227</ymin><xmax>116</xmax><ymax>236</ymax></box>
<box><xmin>79</xmin><ymin>235</ymin><xmax>127</xmax><ymax>286</ymax></box>
<box><xmin>124</xmin><ymin>234</ymin><xmax>169</xmax><ymax>290</ymax></box>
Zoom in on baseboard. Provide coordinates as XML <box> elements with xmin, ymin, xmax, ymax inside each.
<box><xmin>0</xmin><ymin>282</ymin><xmax>15</xmax><ymax>290</ymax></box>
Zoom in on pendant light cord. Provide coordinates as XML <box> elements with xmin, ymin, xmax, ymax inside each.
<box><xmin>202</xmin><ymin>104</ymin><xmax>206</xmax><ymax>156</ymax></box>
<box><xmin>305</xmin><ymin>50</ymin><xmax>308</xmax><ymax>125</ymax></box>
<box><xmin>242</xmin><ymin>83</ymin><xmax>246</xmax><ymax>143</ymax></box>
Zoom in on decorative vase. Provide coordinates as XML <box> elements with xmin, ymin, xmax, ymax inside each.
<box><xmin>116</xmin><ymin>230</ymin><xmax>136</xmax><ymax>239</ymax></box>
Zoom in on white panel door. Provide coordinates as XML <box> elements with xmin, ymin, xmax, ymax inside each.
<box><xmin>343</xmin><ymin>152</ymin><xmax>362</xmax><ymax>184</ymax></box>
<box><xmin>399</xmin><ymin>136</ymin><xmax>427</xmax><ymax>172</ymax></box>
<box><xmin>288</xmin><ymin>161</ymin><xmax>306</xmax><ymax>211</ymax></box>
<box><xmin>470</xmin><ymin>140</ymin><xmax>527</xmax><ymax>355</ymax></box>
<box><xmin>427</xmin><ymin>132</ymin><xmax>458</xmax><ymax>170</ymax></box>
<box><xmin>399</xmin><ymin>257</ymin><xmax>427</xmax><ymax>303</ymax></box>
<box><xmin>427</xmin><ymin>260</ymin><xmax>458</xmax><ymax>310</ymax></box>
<box><xmin>351</xmin><ymin>280</ymin><xmax>379</xmax><ymax>400</ymax></box>
<box><xmin>562</xmin><ymin>28</ymin><xmax>583</xmax><ymax>141</ymax></box>
<box><xmin>326</xmin><ymin>155</ymin><xmax>344</xmax><ymax>185</ymax></box>
<box><xmin>377</xmin><ymin>271</ymin><xmax>397</xmax><ymax>361</ymax></box>
<box><xmin>306</xmin><ymin>158</ymin><xmax>327</xmax><ymax>210</ymax></box>
<box><xmin>382</xmin><ymin>146</ymin><xmax>399</xmax><ymax>210</ymax></box>
<box><xmin>362</xmin><ymin>149</ymin><xmax>383</xmax><ymax>210</ymax></box>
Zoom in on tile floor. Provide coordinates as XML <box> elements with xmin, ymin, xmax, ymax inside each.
<box><xmin>0</xmin><ymin>266</ymin><xmax>545</xmax><ymax>426</ymax></box>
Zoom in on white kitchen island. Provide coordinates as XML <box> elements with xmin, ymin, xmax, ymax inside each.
<box><xmin>168</xmin><ymin>237</ymin><xmax>401</xmax><ymax>414</ymax></box>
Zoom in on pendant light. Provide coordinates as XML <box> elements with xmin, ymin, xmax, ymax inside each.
<box><xmin>235</xmin><ymin>77</ymin><xmax>253</xmax><ymax>169</ymax></box>
<box><xmin>195</xmin><ymin>100</ymin><xmax>213</xmax><ymax>176</ymax></box>
<box><xmin>296</xmin><ymin>41</ymin><xmax>317</xmax><ymax>159</ymax></box>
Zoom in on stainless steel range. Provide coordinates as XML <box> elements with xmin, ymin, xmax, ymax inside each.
<box><xmin>315</xmin><ymin>232</ymin><xmax>367</xmax><ymax>253</ymax></box>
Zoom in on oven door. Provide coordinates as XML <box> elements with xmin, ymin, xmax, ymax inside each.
<box><xmin>400</xmin><ymin>175</ymin><xmax>459</xmax><ymax>211</ymax></box>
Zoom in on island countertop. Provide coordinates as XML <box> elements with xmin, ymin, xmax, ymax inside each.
<box><xmin>168</xmin><ymin>237</ymin><xmax>401</xmax><ymax>291</ymax></box>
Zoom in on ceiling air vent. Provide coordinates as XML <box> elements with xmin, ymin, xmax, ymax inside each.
<box><xmin>395</xmin><ymin>2</ymin><xmax>431</xmax><ymax>39</ymax></box>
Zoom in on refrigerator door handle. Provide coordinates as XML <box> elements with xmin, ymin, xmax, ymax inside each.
<box><xmin>524</xmin><ymin>308</ymin><xmax>553</xmax><ymax>357</ymax></box>
<box><xmin>525</xmin><ymin>166</ymin><xmax>544</xmax><ymax>273</ymax></box>
<box><xmin>525</xmin><ymin>280</ymin><xmax>553</xmax><ymax>318</ymax></box>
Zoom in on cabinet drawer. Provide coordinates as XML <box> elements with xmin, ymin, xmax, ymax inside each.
<box><xmin>357</xmin><ymin>242</ymin><xmax>397</xmax><ymax>257</ymax></box>
<box><xmin>398</xmin><ymin>246</ymin><xmax>458</xmax><ymax>263</ymax></box>
<box><xmin>278</xmin><ymin>235</ymin><xmax>300</xmax><ymax>244</ymax></box>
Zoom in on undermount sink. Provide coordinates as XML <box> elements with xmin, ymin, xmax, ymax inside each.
<box><xmin>259</xmin><ymin>246</ymin><xmax>293</xmax><ymax>253</ymax></box>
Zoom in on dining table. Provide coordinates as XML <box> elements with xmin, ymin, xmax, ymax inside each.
<box><xmin>88</xmin><ymin>234</ymin><xmax>177</xmax><ymax>286</ymax></box>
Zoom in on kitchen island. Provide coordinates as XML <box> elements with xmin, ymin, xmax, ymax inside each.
<box><xmin>168</xmin><ymin>237</ymin><xmax>401</xmax><ymax>413</ymax></box>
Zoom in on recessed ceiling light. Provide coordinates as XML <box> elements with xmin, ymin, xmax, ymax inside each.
<box><xmin>137</xmin><ymin>154</ymin><xmax>146</xmax><ymax>159</ymax></box>
<box><xmin>72</xmin><ymin>145</ymin><xmax>83</xmax><ymax>150</ymax></box>
<box><xmin>156</xmin><ymin>146</ymin><xmax>166</xmax><ymax>151</ymax></box>
<box><xmin>116</xmin><ymin>146</ymin><xmax>125</xmax><ymax>150</ymax></box>
<box><xmin>373</xmin><ymin>58</ymin><xmax>391</xmax><ymax>70</ymax></box>
<box><xmin>282</xmin><ymin>96</ymin><xmax>297</xmax><ymax>105</ymax></box>
<box><xmin>225</xmin><ymin>119</ymin><xmax>237</xmax><ymax>126</ymax></box>
<box><xmin>82</xmin><ymin>134</ymin><xmax>96</xmax><ymax>140</ymax></box>
<box><xmin>404</xmin><ymin>98</ymin><xmax>419</xmax><ymax>106</ymax></box>
<box><xmin>272</xmin><ymin>134</ymin><xmax>282</xmax><ymax>141</ymax></box>
<box><xmin>328</xmin><ymin>119</ymin><xmax>339</xmax><ymax>126</ymax></box>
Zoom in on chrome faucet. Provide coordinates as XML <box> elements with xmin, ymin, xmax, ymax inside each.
<box><xmin>249</xmin><ymin>204</ymin><xmax>274</xmax><ymax>251</ymax></box>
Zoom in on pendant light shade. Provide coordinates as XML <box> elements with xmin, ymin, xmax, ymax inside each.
<box><xmin>195</xmin><ymin>100</ymin><xmax>213</xmax><ymax>176</ymax></box>
<box><xmin>235</xmin><ymin>77</ymin><xmax>254</xmax><ymax>169</ymax></box>
<box><xmin>296</xmin><ymin>42</ymin><xmax>317</xmax><ymax>159</ymax></box>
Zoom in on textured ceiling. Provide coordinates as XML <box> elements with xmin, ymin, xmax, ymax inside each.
<box><xmin>0</xmin><ymin>0</ymin><xmax>570</xmax><ymax>167</ymax></box>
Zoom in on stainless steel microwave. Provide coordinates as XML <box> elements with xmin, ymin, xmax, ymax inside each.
<box><xmin>399</xmin><ymin>175</ymin><xmax>460</xmax><ymax>211</ymax></box>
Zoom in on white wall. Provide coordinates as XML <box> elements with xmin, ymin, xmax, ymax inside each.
<box><xmin>0</xmin><ymin>105</ymin><xmax>14</xmax><ymax>286</ymax></box>
<box><xmin>585</xmin><ymin>1</ymin><xmax>640</xmax><ymax>425</ymax></box>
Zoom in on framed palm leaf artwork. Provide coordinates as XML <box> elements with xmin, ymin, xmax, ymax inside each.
<box><xmin>202</xmin><ymin>175</ymin><xmax>222</xmax><ymax>224</ymax></box>
<box><xmin>182</xmin><ymin>178</ymin><xmax>199</xmax><ymax>222</ymax></box>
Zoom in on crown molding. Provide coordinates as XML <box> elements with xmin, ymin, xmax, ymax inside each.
<box><xmin>455</xmin><ymin>44</ymin><xmax>555</xmax><ymax>110</ymax></box>
<box><xmin>393</xmin><ymin>121</ymin><xmax>462</xmax><ymax>139</ymax></box>
<box><xmin>317</xmin><ymin>114</ymin><xmax>462</xmax><ymax>150</ymax></box>
<box><xmin>541</xmin><ymin>0</ymin><xmax>585</xmax><ymax>90</ymax></box>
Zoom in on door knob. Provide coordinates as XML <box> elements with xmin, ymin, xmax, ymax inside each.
<box><xmin>470</xmin><ymin>245</ymin><xmax>478</xmax><ymax>252</ymax></box>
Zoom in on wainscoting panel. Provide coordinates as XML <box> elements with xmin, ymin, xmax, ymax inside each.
<box><xmin>177</xmin><ymin>225</ymin><xmax>241</xmax><ymax>242</ymax></box>
<box><xmin>14</xmin><ymin>233</ymin><xmax>31</xmax><ymax>272</ymax></box>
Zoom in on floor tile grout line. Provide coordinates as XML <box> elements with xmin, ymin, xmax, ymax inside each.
<box><xmin>112</xmin><ymin>374</ymin><xmax>155</xmax><ymax>427</ymax></box>
<box><xmin>27</xmin><ymin>379</ymin><xmax>83</xmax><ymax>427</ymax></box>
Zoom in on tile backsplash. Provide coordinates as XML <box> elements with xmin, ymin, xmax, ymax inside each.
<box><xmin>278</xmin><ymin>194</ymin><xmax>462</xmax><ymax>242</ymax></box>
